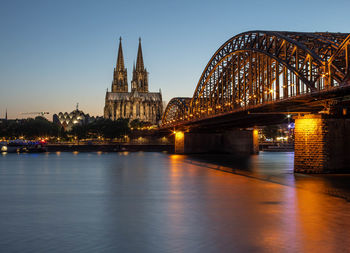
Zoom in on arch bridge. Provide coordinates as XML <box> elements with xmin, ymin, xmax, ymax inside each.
<box><xmin>162</xmin><ymin>30</ymin><xmax>350</xmax><ymax>129</ymax></box>
<box><xmin>162</xmin><ymin>31</ymin><xmax>350</xmax><ymax>173</ymax></box>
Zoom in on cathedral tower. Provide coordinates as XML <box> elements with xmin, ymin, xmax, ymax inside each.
<box><xmin>104</xmin><ymin>37</ymin><xmax>162</xmax><ymax>124</ymax></box>
<box><xmin>131</xmin><ymin>38</ymin><xmax>148</xmax><ymax>92</ymax></box>
<box><xmin>112</xmin><ymin>37</ymin><xmax>128</xmax><ymax>92</ymax></box>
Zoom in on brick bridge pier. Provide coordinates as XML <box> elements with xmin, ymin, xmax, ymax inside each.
<box><xmin>294</xmin><ymin>113</ymin><xmax>350</xmax><ymax>173</ymax></box>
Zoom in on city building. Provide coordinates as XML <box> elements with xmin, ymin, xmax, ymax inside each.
<box><xmin>104</xmin><ymin>38</ymin><xmax>163</xmax><ymax>125</ymax></box>
<box><xmin>53</xmin><ymin>107</ymin><xmax>99</xmax><ymax>131</ymax></box>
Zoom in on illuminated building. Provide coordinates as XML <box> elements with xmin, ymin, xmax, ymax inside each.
<box><xmin>104</xmin><ymin>37</ymin><xmax>163</xmax><ymax>125</ymax></box>
<box><xmin>53</xmin><ymin>108</ymin><xmax>99</xmax><ymax>131</ymax></box>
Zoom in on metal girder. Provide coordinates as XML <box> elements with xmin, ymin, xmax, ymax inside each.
<box><xmin>161</xmin><ymin>97</ymin><xmax>191</xmax><ymax>126</ymax></box>
<box><xmin>161</xmin><ymin>31</ymin><xmax>350</xmax><ymax>128</ymax></box>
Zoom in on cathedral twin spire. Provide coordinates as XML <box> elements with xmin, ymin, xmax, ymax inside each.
<box><xmin>112</xmin><ymin>37</ymin><xmax>128</xmax><ymax>92</ymax></box>
<box><xmin>112</xmin><ymin>37</ymin><xmax>148</xmax><ymax>93</ymax></box>
<box><xmin>136</xmin><ymin>38</ymin><xmax>144</xmax><ymax>71</ymax></box>
<box><xmin>116</xmin><ymin>37</ymin><xmax>125</xmax><ymax>71</ymax></box>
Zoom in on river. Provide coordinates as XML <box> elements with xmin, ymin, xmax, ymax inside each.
<box><xmin>1</xmin><ymin>151</ymin><xmax>350</xmax><ymax>252</ymax></box>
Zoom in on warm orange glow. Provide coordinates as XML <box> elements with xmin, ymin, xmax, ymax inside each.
<box><xmin>174</xmin><ymin>131</ymin><xmax>185</xmax><ymax>153</ymax></box>
<box><xmin>170</xmin><ymin>154</ymin><xmax>182</xmax><ymax>160</ymax></box>
<box><xmin>296</xmin><ymin>118</ymin><xmax>319</xmax><ymax>132</ymax></box>
<box><xmin>321</xmin><ymin>72</ymin><xmax>329</xmax><ymax>78</ymax></box>
<box><xmin>175</xmin><ymin>131</ymin><xmax>184</xmax><ymax>140</ymax></box>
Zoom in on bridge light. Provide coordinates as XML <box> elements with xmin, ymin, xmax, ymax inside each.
<box><xmin>269</xmin><ymin>89</ymin><xmax>274</xmax><ymax>93</ymax></box>
<box><xmin>175</xmin><ymin>131</ymin><xmax>184</xmax><ymax>140</ymax></box>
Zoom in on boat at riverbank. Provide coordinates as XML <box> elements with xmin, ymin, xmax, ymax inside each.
<box><xmin>1</xmin><ymin>140</ymin><xmax>47</xmax><ymax>153</ymax></box>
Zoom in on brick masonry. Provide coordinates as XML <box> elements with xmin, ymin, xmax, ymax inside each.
<box><xmin>294</xmin><ymin>114</ymin><xmax>350</xmax><ymax>173</ymax></box>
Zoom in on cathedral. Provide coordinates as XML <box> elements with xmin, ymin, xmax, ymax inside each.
<box><xmin>104</xmin><ymin>38</ymin><xmax>163</xmax><ymax>125</ymax></box>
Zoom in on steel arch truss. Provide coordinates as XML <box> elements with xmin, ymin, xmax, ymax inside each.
<box><xmin>162</xmin><ymin>97</ymin><xmax>191</xmax><ymax>126</ymax></box>
<box><xmin>162</xmin><ymin>31</ymin><xmax>350</xmax><ymax>126</ymax></box>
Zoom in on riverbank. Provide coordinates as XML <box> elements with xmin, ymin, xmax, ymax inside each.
<box><xmin>46</xmin><ymin>144</ymin><xmax>174</xmax><ymax>152</ymax></box>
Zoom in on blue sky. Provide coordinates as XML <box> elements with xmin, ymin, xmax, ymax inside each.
<box><xmin>1</xmin><ymin>0</ymin><xmax>349</xmax><ymax>119</ymax></box>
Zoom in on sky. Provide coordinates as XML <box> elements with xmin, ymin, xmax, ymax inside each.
<box><xmin>1</xmin><ymin>0</ymin><xmax>350</xmax><ymax>120</ymax></box>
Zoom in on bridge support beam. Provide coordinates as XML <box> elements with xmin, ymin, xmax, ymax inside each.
<box><xmin>294</xmin><ymin>114</ymin><xmax>350</xmax><ymax>173</ymax></box>
<box><xmin>174</xmin><ymin>129</ymin><xmax>259</xmax><ymax>155</ymax></box>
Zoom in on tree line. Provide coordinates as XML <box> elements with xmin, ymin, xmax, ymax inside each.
<box><xmin>70</xmin><ymin>118</ymin><xmax>131</xmax><ymax>140</ymax></box>
<box><xmin>0</xmin><ymin>117</ymin><xmax>153</xmax><ymax>140</ymax></box>
<box><xmin>0</xmin><ymin>117</ymin><xmax>63</xmax><ymax>139</ymax></box>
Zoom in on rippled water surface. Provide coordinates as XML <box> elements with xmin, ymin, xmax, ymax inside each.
<box><xmin>1</xmin><ymin>152</ymin><xmax>350</xmax><ymax>252</ymax></box>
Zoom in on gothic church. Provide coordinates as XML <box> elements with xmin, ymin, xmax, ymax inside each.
<box><xmin>104</xmin><ymin>38</ymin><xmax>163</xmax><ymax>125</ymax></box>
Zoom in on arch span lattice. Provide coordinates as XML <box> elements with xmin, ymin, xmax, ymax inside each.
<box><xmin>162</xmin><ymin>31</ymin><xmax>350</xmax><ymax>127</ymax></box>
<box><xmin>161</xmin><ymin>97</ymin><xmax>191</xmax><ymax>126</ymax></box>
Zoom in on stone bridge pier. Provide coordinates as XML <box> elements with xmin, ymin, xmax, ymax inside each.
<box><xmin>294</xmin><ymin>114</ymin><xmax>350</xmax><ymax>173</ymax></box>
<box><xmin>174</xmin><ymin>129</ymin><xmax>259</xmax><ymax>156</ymax></box>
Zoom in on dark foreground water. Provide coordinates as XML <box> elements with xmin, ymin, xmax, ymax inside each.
<box><xmin>1</xmin><ymin>152</ymin><xmax>350</xmax><ymax>253</ymax></box>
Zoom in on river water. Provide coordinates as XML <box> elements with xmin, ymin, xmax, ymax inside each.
<box><xmin>1</xmin><ymin>151</ymin><xmax>350</xmax><ymax>252</ymax></box>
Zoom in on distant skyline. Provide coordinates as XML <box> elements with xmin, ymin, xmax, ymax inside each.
<box><xmin>1</xmin><ymin>0</ymin><xmax>350</xmax><ymax>119</ymax></box>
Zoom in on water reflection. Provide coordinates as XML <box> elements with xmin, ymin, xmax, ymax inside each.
<box><xmin>0</xmin><ymin>152</ymin><xmax>350</xmax><ymax>252</ymax></box>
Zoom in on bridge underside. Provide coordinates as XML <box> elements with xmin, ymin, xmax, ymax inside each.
<box><xmin>166</xmin><ymin>84</ymin><xmax>350</xmax><ymax>132</ymax></box>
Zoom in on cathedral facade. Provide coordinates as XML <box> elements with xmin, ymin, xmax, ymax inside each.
<box><xmin>104</xmin><ymin>38</ymin><xmax>163</xmax><ymax>125</ymax></box>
